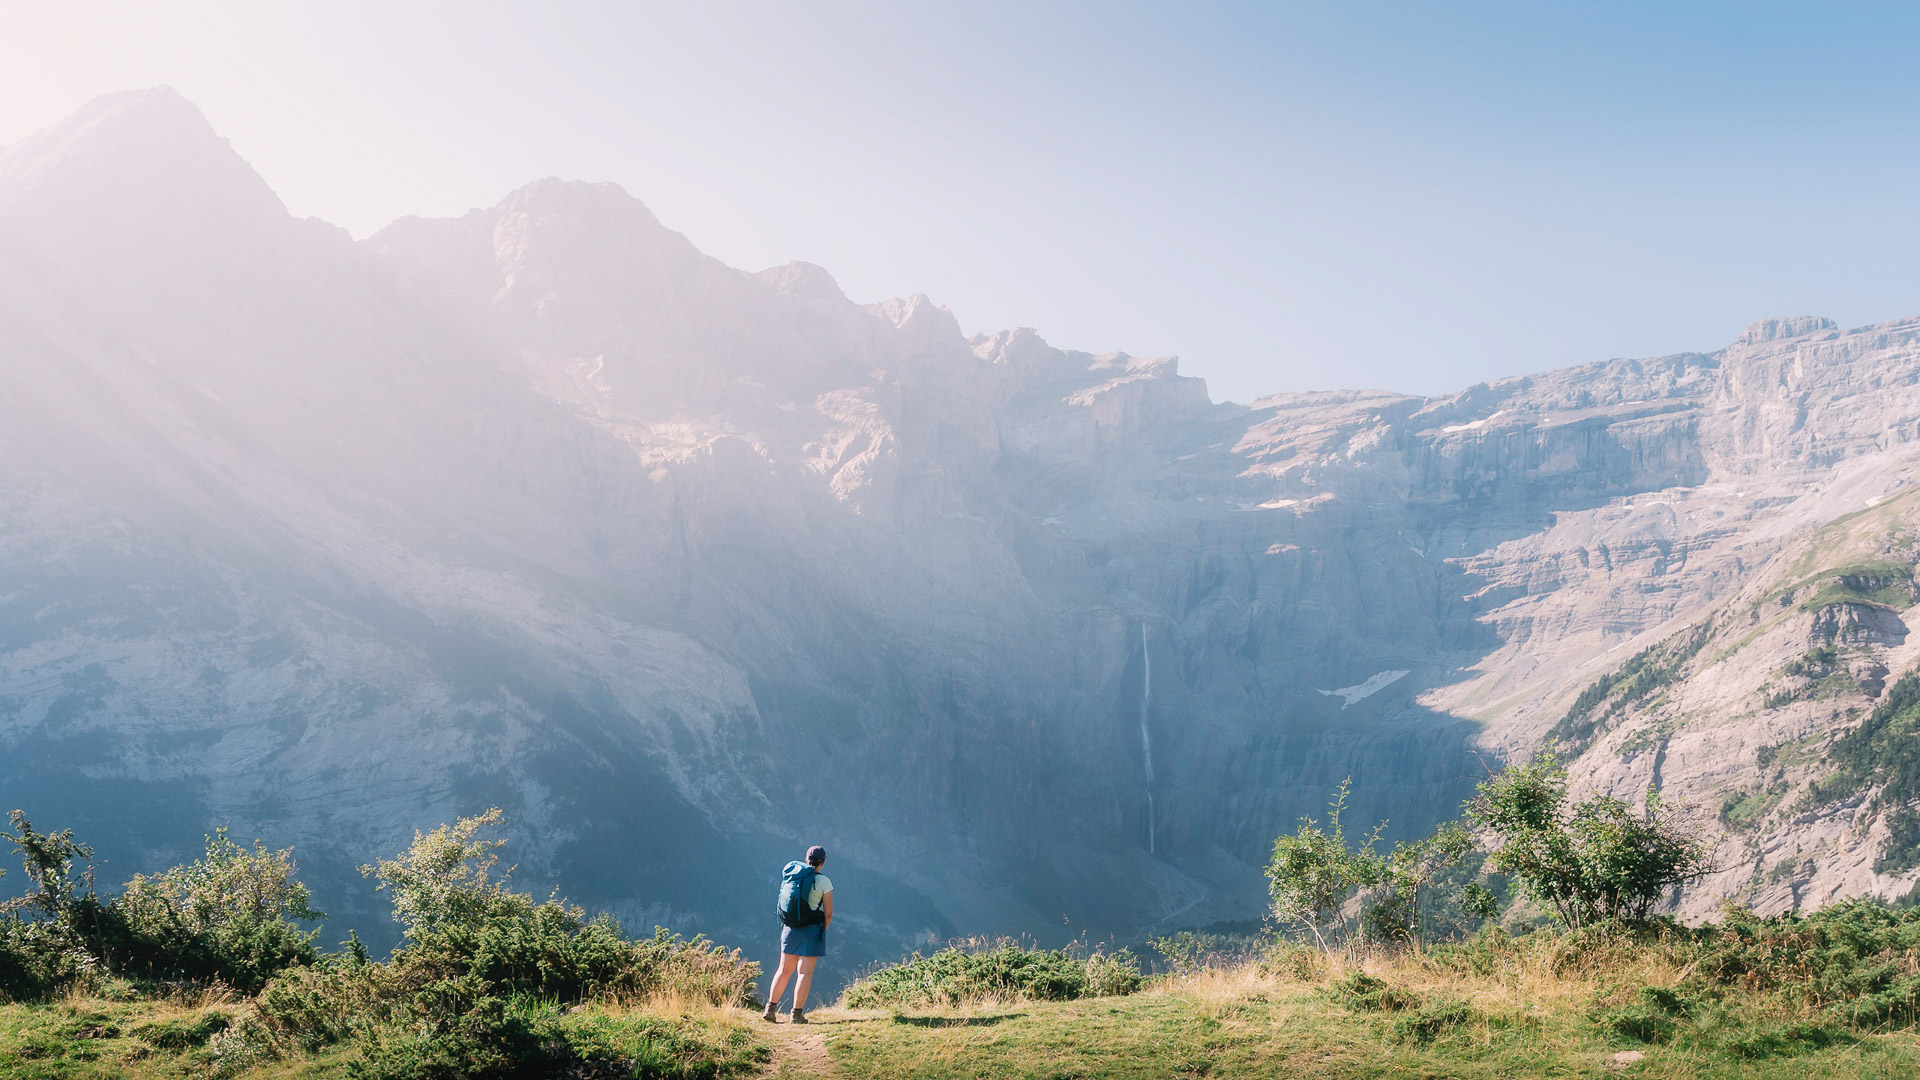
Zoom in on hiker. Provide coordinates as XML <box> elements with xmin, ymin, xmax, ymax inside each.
<box><xmin>764</xmin><ymin>844</ymin><xmax>833</xmax><ymax>1023</ymax></box>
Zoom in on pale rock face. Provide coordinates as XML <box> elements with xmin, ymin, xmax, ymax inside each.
<box><xmin>5</xmin><ymin>90</ymin><xmax>1920</xmax><ymax>973</ymax></box>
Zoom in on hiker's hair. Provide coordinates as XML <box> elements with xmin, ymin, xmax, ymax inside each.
<box><xmin>806</xmin><ymin>845</ymin><xmax>827</xmax><ymax>866</ymax></box>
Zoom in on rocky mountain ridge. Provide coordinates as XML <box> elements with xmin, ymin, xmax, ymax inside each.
<box><xmin>4</xmin><ymin>89</ymin><xmax>1919</xmax><ymax>970</ymax></box>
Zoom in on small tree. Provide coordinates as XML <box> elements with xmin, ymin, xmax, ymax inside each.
<box><xmin>1268</xmin><ymin>783</ymin><xmax>1478</xmax><ymax>951</ymax></box>
<box><xmin>1468</xmin><ymin>751</ymin><xmax>1712</xmax><ymax>927</ymax></box>
<box><xmin>1267</xmin><ymin>781</ymin><xmax>1386</xmax><ymax>951</ymax></box>
<box><xmin>1</xmin><ymin>811</ymin><xmax>96</xmax><ymax>921</ymax></box>
<box><xmin>362</xmin><ymin>807</ymin><xmax>517</xmax><ymax>939</ymax></box>
<box><xmin>114</xmin><ymin>828</ymin><xmax>326</xmax><ymax>989</ymax></box>
<box><xmin>1361</xmin><ymin>824</ymin><xmax>1477</xmax><ymax>943</ymax></box>
<box><xmin>0</xmin><ymin>811</ymin><xmax>105</xmax><ymax>997</ymax></box>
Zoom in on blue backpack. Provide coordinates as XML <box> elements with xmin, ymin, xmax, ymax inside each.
<box><xmin>777</xmin><ymin>861</ymin><xmax>824</xmax><ymax>928</ymax></box>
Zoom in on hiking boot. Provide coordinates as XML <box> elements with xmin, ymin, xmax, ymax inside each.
<box><xmin>761</xmin><ymin>1001</ymin><xmax>779</xmax><ymax>1022</ymax></box>
<box><xmin>790</xmin><ymin>1008</ymin><xmax>809</xmax><ymax>1024</ymax></box>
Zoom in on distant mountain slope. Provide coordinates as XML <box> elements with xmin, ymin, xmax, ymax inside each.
<box><xmin>4</xmin><ymin>89</ymin><xmax>1919</xmax><ymax>975</ymax></box>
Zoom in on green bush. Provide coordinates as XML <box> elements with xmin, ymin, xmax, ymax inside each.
<box><xmin>107</xmin><ymin>829</ymin><xmax>325</xmax><ymax>991</ymax></box>
<box><xmin>1468</xmin><ymin>751</ymin><xmax>1713</xmax><ymax>927</ymax></box>
<box><xmin>252</xmin><ymin>809</ymin><xmax>760</xmax><ymax>1075</ymax></box>
<box><xmin>1593</xmin><ymin>984</ymin><xmax>1703</xmax><ymax>1044</ymax></box>
<box><xmin>0</xmin><ymin>915</ymin><xmax>97</xmax><ymax>1000</ymax></box>
<box><xmin>1688</xmin><ymin>900</ymin><xmax>1920</xmax><ymax>1029</ymax></box>
<box><xmin>0</xmin><ymin>813</ymin><xmax>325</xmax><ymax>998</ymax></box>
<box><xmin>1265</xmin><ymin>781</ymin><xmax>1477</xmax><ymax>951</ymax></box>
<box><xmin>0</xmin><ymin>811</ymin><xmax>107</xmax><ymax>1000</ymax></box>
<box><xmin>841</xmin><ymin>942</ymin><xmax>1141</xmax><ymax>1008</ymax></box>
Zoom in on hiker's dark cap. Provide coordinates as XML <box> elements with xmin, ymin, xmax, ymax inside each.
<box><xmin>806</xmin><ymin>845</ymin><xmax>827</xmax><ymax>864</ymax></box>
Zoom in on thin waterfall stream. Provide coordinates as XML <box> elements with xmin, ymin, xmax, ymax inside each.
<box><xmin>1140</xmin><ymin>622</ymin><xmax>1156</xmax><ymax>855</ymax></box>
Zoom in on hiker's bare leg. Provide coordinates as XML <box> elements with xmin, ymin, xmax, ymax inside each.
<box><xmin>792</xmin><ymin>956</ymin><xmax>820</xmax><ymax>1010</ymax></box>
<box><xmin>769</xmin><ymin>953</ymin><xmax>800</xmax><ymax>1006</ymax></box>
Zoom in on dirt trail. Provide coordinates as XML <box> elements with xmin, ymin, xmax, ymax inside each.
<box><xmin>760</xmin><ymin>1011</ymin><xmax>858</xmax><ymax>1077</ymax></box>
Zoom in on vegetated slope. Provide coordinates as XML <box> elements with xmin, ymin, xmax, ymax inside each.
<box><xmin>1510</xmin><ymin>487</ymin><xmax>1920</xmax><ymax>915</ymax></box>
<box><xmin>4</xmin><ymin>85</ymin><xmax>1920</xmax><ymax>968</ymax></box>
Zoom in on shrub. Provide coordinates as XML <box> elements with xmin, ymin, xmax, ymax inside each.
<box><xmin>1684</xmin><ymin>900</ymin><xmax>1920</xmax><ymax>1033</ymax></box>
<box><xmin>253</xmin><ymin>809</ymin><xmax>759</xmax><ymax>1074</ymax></box>
<box><xmin>1468</xmin><ymin>751</ymin><xmax>1713</xmax><ymax>927</ymax></box>
<box><xmin>108</xmin><ymin>829</ymin><xmax>325</xmax><ymax>990</ymax></box>
<box><xmin>0</xmin><ymin>813</ymin><xmax>325</xmax><ymax>997</ymax></box>
<box><xmin>841</xmin><ymin>942</ymin><xmax>1141</xmax><ymax>1008</ymax></box>
<box><xmin>1265</xmin><ymin>781</ymin><xmax>1475</xmax><ymax>950</ymax></box>
<box><xmin>1085</xmin><ymin>950</ymin><xmax>1144</xmax><ymax>997</ymax></box>
<box><xmin>210</xmin><ymin>1013</ymin><xmax>282</xmax><ymax>1076</ymax></box>
<box><xmin>0</xmin><ymin>811</ymin><xmax>106</xmax><ymax>1000</ymax></box>
<box><xmin>0</xmin><ymin>915</ymin><xmax>97</xmax><ymax>1001</ymax></box>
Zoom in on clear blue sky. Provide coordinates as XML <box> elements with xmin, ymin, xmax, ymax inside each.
<box><xmin>4</xmin><ymin>2</ymin><xmax>1918</xmax><ymax>401</ymax></box>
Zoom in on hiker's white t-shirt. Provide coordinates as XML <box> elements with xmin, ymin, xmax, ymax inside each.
<box><xmin>808</xmin><ymin>874</ymin><xmax>833</xmax><ymax>910</ymax></box>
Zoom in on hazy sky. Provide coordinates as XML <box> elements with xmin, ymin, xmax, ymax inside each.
<box><xmin>5</xmin><ymin>2</ymin><xmax>1919</xmax><ymax>402</ymax></box>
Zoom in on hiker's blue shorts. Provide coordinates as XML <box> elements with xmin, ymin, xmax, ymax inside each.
<box><xmin>781</xmin><ymin>922</ymin><xmax>825</xmax><ymax>957</ymax></box>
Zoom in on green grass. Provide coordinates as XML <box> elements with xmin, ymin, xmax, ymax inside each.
<box><xmin>0</xmin><ymin>995</ymin><xmax>352</xmax><ymax>1078</ymax></box>
<box><xmin>820</xmin><ymin>961</ymin><xmax>1920</xmax><ymax>1079</ymax></box>
<box><xmin>822</xmin><ymin>911</ymin><xmax>1920</xmax><ymax>1078</ymax></box>
<box><xmin>1719</xmin><ymin>785</ymin><xmax>1788</xmax><ymax>830</ymax></box>
<box><xmin>1791</xmin><ymin>561</ymin><xmax>1917</xmax><ymax>612</ymax></box>
<box><xmin>0</xmin><ymin>992</ymin><xmax>762</xmax><ymax>1079</ymax></box>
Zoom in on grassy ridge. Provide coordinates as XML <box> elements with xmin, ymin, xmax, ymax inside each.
<box><xmin>0</xmin><ymin>809</ymin><xmax>769</xmax><ymax>1079</ymax></box>
<box><xmin>0</xmin><ymin>990</ymin><xmax>763</xmax><ymax>1079</ymax></box>
<box><xmin>821</xmin><ymin>931</ymin><xmax>1920</xmax><ymax>1079</ymax></box>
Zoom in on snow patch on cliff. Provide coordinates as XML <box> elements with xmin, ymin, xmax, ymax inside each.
<box><xmin>1318</xmin><ymin>669</ymin><xmax>1411</xmax><ymax>708</ymax></box>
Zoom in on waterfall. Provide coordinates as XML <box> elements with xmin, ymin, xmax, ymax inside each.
<box><xmin>1140</xmin><ymin>622</ymin><xmax>1156</xmax><ymax>855</ymax></box>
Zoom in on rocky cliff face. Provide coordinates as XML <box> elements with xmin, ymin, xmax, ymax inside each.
<box><xmin>4</xmin><ymin>90</ymin><xmax>1919</xmax><ymax>970</ymax></box>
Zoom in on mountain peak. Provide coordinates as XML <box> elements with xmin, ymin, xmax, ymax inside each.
<box><xmin>0</xmin><ymin>86</ymin><xmax>288</xmax><ymax>260</ymax></box>
<box><xmin>494</xmin><ymin>177</ymin><xmax>664</xmax><ymax>231</ymax></box>
<box><xmin>755</xmin><ymin>261</ymin><xmax>846</xmax><ymax>302</ymax></box>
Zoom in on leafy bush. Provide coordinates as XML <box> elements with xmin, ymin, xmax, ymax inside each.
<box><xmin>0</xmin><ymin>915</ymin><xmax>97</xmax><ymax>1001</ymax></box>
<box><xmin>1690</xmin><ymin>900</ymin><xmax>1920</xmax><ymax>1027</ymax></box>
<box><xmin>0</xmin><ymin>813</ymin><xmax>324</xmax><ymax>998</ymax></box>
<box><xmin>841</xmin><ymin>942</ymin><xmax>1141</xmax><ymax>1008</ymax></box>
<box><xmin>1149</xmin><ymin>928</ymin><xmax>1274</xmax><ymax>975</ymax></box>
<box><xmin>1468</xmin><ymin>751</ymin><xmax>1713</xmax><ymax>927</ymax></box>
<box><xmin>1265</xmin><ymin>780</ymin><xmax>1476</xmax><ymax>951</ymax></box>
<box><xmin>108</xmin><ymin>829</ymin><xmax>325</xmax><ymax>990</ymax></box>
<box><xmin>0</xmin><ymin>812</ymin><xmax>107</xmax><ymax>1000</ymax></box>
<box><xmin>252</xmin><ymin>809</ymin><xmax>759</xmax><ymax>1075</ymax></box>
<box><xmin>352</xmin><ymin>810</ymin><xmax>755</xmax><ymax>1007</ymax></box>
